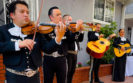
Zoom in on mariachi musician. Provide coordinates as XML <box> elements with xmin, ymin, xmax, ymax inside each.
<box><xmin>62</xmin><ymin>14</ymin><xmax>84</xmax><ymax>83</ymax></box>
<box><xmin>87</xmin><ymin>23</ymin><xmax>104</xmax><ymax>83</ymax></box>
<box><xmin>112</xmin><ymin>29</ymin><xmax>131</xmax><ymax>82</ymax></box>
<box><xmin>87</xmin><ymin>23</ymin><xmax>115</xmax><ymax>83</ymax></box>
<box><xmin>0</xmin><ymin>1</ymin><xmax>66</xmax><ymax>83</ymax></box>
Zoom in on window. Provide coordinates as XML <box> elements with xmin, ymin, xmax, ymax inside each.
<box><xmin>94</xmin><ymin>0</ymin><xmax>114</xmax><ymax>23</ymax></box>
<box><xmin>105</xmin><ymin>0</ymin><xmax>114</xmax><ymax>22</ymax></box>
<box><xmin>94</xmin><ymin>0</ymin><xmax>105</xmax><ymax>21</ymax></box>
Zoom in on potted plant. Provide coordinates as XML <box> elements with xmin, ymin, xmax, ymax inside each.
<box><xmin>77</xmin><ymin>62</ymin><xmax>83</xmax><ymax>67</ymax></box>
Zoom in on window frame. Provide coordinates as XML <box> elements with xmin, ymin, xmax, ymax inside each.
<box><xmin>93</xmin><ymin>0</ymin><xmax>115</xmax><ymax>24</ymax></box>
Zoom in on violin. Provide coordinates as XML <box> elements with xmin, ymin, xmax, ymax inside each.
<box><xmin>39</xmin><ymin>22</ymin><xmax>78</xmax><ymax>33</ymax></box>
<box><xmin>67</xmin><ymin>22</ymin><xmax>96</xmax><ymax>32</ymax></box>
<box><xmin>40</xmin><ymin>22</ymin><xmax>83</xmax><ymax>33</ymax></box>
<box><xmin>21</xmin><ymin>21</ymin><xmax>96</xmax><ymax>35</ymax></box>
<box><xmin>21</xmin><ymin>22</ymin><xmax>79</xmax><ymax>35</ymax></box>
<box><xmin>85</xmin><ymin>23</ymin><xmax>96</xmax><ymax>31</ymax></box>
<box><xmin>66</xmin><ymin>22</ymin><xmax>79</xmax><ymax>33</ymax></box>
<box><xmin>21</xmin><ymin>22</ymin><xmax>56</xmax><ymax>35</ymax></box>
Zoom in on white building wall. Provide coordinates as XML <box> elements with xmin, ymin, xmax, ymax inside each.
<box><xmin>131</xmin><ymin>27</ymin><xmax>133</xmax><ymax>44</ymax></box>
<box><xmin>125</xmin><ymin>20</ymin><xmax>132</xmax><ymax>40</ymax></box>
<box><xmin>125</xmin><ymin>3</ymin><xmax>133</xmax><ymax>42</ymax></box>
<box><xmin>39</xmin><ymin>0</ymin><xmax>94</xmax><ymax>22</ymax></box>
<box><xmin>115</xmin><ymin>1</ymin><xmax>122</xmax><ymax>30</ymax></box>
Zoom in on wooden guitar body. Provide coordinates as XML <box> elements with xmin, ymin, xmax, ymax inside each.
<box><xmin>114</xmin><ymin>43</ymin><xmax>131</xmax><ymax>57</ymax></box>
<box><xmin>87</xmin><ymin>38</ymin><xmax>110</xmax><ymax>58</ymax></box>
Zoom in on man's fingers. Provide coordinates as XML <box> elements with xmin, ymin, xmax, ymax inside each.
<box><xmin>58</xmin><ymin>22</ymin><xmax>66</xmax><ymax>32</ymax></box>
<box><xmin>26</xmin><ymin>43</ymin><xmax>34</xmax><ymax>51</ymax></box>
<box><xmin>25</xmin><ymin>40</ymin><xmax>34</xmax><ymax>51</ymax></box>
<box><xmin>26</xmin><ymin>44</ymin><xmax>31</xmax><ymax>51</ymax></box>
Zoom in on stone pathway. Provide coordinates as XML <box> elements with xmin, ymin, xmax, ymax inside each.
<box><xmin>82</xmin><ymin>75</ymin><xmax>133</xmax><ymax>83</ymax></box>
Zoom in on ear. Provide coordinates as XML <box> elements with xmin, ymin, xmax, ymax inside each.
<box><xmin>49</xmin><ymin>15</ymin><xmax>53</xmax><ymax>21</ymax></box>
<box><xmin>10</xmin><ymin>13</ymin><xmax>15</xmax><ymax>20</ymax></box>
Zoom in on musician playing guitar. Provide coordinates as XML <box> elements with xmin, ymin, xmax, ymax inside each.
<box><xmin>87</xmin><ymin>23</ymin><xmax>116</xmax><ymax>83</ymax></box>
<box><xmin>112</xmin><ymin>29</ymin><xmax>131</xmax><ymax>82</ymax></box>
<box><xmin>87</xmin><ymin>23</ymin><xmax>104</xmax><ymax>83</ymax></box>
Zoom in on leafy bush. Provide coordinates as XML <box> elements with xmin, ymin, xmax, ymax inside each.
<box><xmin>100</xmin><ymin>22</ymin><xmax>117</xmax><ymax>64</ymax></box>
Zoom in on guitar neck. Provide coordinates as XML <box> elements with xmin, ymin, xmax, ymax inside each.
<box><xmin>125</xmin><ymin>46</ymin><xmax>133</xmax><ymax>50</ymax></box>
<box><xmin>106</xmin><ymin>37</ymin><xmax>111</xmax><ymax>41</ymax></box>
<box><xmin>106</xmin><ymin>33</ymin><xmax>116</xmax><ymax>41</ymax></box>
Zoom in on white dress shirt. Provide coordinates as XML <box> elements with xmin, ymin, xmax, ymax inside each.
<box><xmin>8</xmin><ymin>24</ymin><xmax>27</xmax><ymax>51</ymax></box>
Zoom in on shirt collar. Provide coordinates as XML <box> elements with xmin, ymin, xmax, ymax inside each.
<box><xmin>120</xmin><ymin>37</ymin><xmax>126</xmax><ymax>41</ymax></box>
<box><xmin>95</xmin><ymin>32</ymin><xmax>99</xmax><ymax>37</ymax></box>
<box><xmin>8</xmin><ymin>24</ymin><xmax>27</xmax><ymax>39</ymax></box>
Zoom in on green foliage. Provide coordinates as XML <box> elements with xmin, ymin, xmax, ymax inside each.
<box><xmin>100</xmin><ymin>22</ymin><xmax>117</xmax><ymax>64</ymax></box>
<box><xmin>100</xmin><ymin>22</ymin><xmax>117</xmax><ymax>38</ymax></box>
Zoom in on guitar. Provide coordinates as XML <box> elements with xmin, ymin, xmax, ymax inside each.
<box><xmin>114</xmin><ymin>43</ymin><xmax>133</xmax><ymax>57</ymax></box>
<box><xmin>86</xmin><ymin>34</ymin><xmax>116</xmax><ymax>58</ymax></box>
<box><xmin>87</xmin><ymin>38</ymin><xmax>110</xmax><ymax>58</ymax></box>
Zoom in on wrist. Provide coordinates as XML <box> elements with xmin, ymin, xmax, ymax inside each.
<box><xmin>55</xmin><ymin>37</ymin><xmax>62</xmax><ymax>45</ymax></box>
<box><xmin>80</xmin><ymin>31</ymin><xmax>84</xmax><ymax>34</ymax></box>
<box><xmin>18</xmin><ymin>40</ymin><xmax>23</xmax><ymax>48</ymax></box>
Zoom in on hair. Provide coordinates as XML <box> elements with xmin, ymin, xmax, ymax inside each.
<box><xmin>119</xmin><ymin>29</ymin><xmax>124</xmax><ymax>33</ymax></box>
<box><xmin>48</xmin><ymin>6</ymin><xmax>59</xmax><ymax>17</ymax></box>
<box><xmin>95</xmin><ymin>23</ymin><xmax>101</xmax><ymax>26</ymax></box>
<box><xmin>8</xmin><ymin>1</ymin><xmax>28</xmax><ymax>14</ymax></box>
<box><xmin>63</xmin><ymin>14</ymin><xmax>70</xmax><ymax>19</ymax></box>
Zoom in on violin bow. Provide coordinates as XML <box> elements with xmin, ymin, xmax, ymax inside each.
<box><xmin>32</xmin><ymin>0</ymin><xmax>44</xmax><ymax>41</ymax></box>
<box><xmin>29</xmin><ymin>0</ymin><xmax>44</xmax><ymax>54</ymax></box>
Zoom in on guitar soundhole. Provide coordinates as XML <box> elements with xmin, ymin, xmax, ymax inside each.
<box><xmin>100</xmin><ymin>41</ymin><xmax>104</xmax><ymax>44</ymax></box>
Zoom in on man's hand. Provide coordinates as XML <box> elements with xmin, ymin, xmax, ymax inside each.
<box><xmin>55</xmin><ymin>22</ymin><xmax>66</xmax><ymax>43</ymax></box>
<box><xmin>121</xmin><ymin>47</ymin><xmax>125</xmax><ymax>51</ymax></box>
<box><xmin>107</xmin><ymin>33</ymin><xmax>116</xmax><ymax>40</ymax></box>
<box><xmin>76</xmin><ymin>19</ymin><xmax>83</xmax><ymax>31</ymax></box>
<box><xmin>19</xmin><ymin>39</ymin><xmax>35</xmax><ymax>51</ymax></box>
<box><xmin>109</xmin><ymin>33</ymin><xmax>116</xmax><ymax>39</ymax></box>
<box><xmin>99</xmin><ymin>34</ymin><xmax>104</xmax><ymax>38</ymax></box>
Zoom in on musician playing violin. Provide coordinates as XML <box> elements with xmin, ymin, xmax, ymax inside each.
<box><xmin>42</xmin><ymin>6</ymin><xmax>68</xmax><ymax>83</ymax></box>
<box><xmin>62</xmin><ymin>14</ymin><xmax>84</xmax><ymax>83</ymax></box>
<box><xmin>0</xmin><ymin>1</ymin><xmax>66</xmax><ymax>83</ymax></box>
<box><xmin>112</xmin><ymin>29</ymin><xmax>131</xmax><ymax>82</ymax></box>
